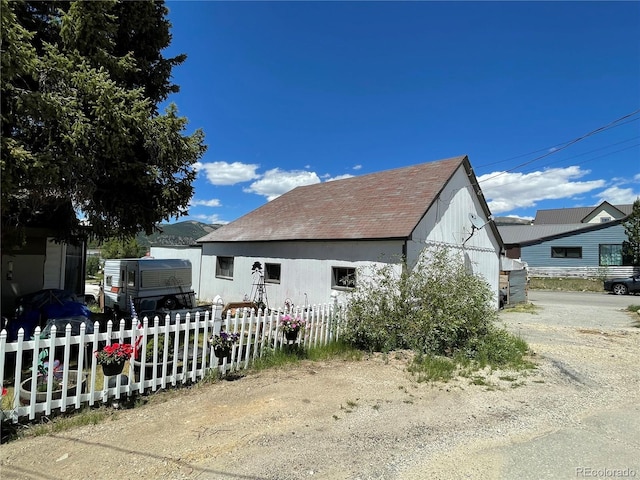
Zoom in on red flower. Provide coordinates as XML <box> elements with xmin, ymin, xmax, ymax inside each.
<box><xmin>1</xmin><ymin>387</ymin><xmax>7</xmax><ymax>396</ymax></box>
<box><xmin>95</xmin><ymin>343</ymin><xmax>134</xmax><ymax>365</ymax></box>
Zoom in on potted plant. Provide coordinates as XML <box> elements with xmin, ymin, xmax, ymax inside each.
<box><xmin>95</xmin><ymin>343</ymin><xmax>133</xmax><ymax>376</ymax></box>
<box><xmin>280</xmin><ymin>314</ymin><xmax>306</xmax><ymax>342</ymax></box>
<box><xmin>19</xmin><ymin>350</ymin><xmax>86</xmax><ymax>405</ymax></box>
<box><xmin>208</xmin><ymin>331</ymin><xmax>240</xmax><ymax>363</ymax></box>
<box><xmin>133</xmin><ymin>335</ymin><xmax>175</xmax><ymax>379</ymax></box>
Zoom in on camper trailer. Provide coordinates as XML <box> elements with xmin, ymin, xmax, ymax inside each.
<box><xmin>103</xmin><ymin>258</ymin><xmax>197</xmax><ymax>318</ymax></box>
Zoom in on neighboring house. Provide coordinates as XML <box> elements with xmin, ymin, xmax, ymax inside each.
<box><xmin>499</xmin><ymin>202</ymin><xmax>636</xmax><ymax>278</ymax></box>
<box><xmin>187</xmin><ymin>156</ymin><xmax>503</xmax><ymax>309</ymax></box>
<box><xmin>1</xmin><ymin>228</ymin><xmax>87</xmax><ymax>317</ymax></box>
<box><xmin>148</xmin><ymin>244</ymin><xmax>203</xmax><ymax>298</ymax></box>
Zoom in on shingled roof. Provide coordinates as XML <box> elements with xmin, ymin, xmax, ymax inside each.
<box><xmin>198</xmin><ymin>155</ymin><xmax>477</xmax><ymax>243</ymax></box>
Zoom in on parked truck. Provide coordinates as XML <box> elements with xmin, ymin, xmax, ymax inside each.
<box><xmin>103</xmin><ymin>258</ymin><xmax>197</xmax><ymax>319</ymax></box>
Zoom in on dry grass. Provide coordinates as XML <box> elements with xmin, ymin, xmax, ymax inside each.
<box><xmin>529</xmin><ymin>277</ymin><xmax>603</xmax><ymax>292</ymax></box>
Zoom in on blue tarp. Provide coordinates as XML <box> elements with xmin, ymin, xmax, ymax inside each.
<box><xmin>7</xmin><ymin>289</ymin><xmax>91</xmax><ymax>341</ymax></box>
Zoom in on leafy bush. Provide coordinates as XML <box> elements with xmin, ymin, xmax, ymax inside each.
<box><xmin>342</xmin><ymin>246</ymin><xmax>518</xmax><ymax>363</ymax></box>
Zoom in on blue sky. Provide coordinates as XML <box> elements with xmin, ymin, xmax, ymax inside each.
<box><xmin>162</xmin><ymin>1</ymin><xmax>640</xmax><ymax>224</ymax></box>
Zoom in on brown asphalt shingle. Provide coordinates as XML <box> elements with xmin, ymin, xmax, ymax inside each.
<box><xmin>198</xmin><ymin>156</ymin><xmax>469</xmax><ymax>242</ymax></box>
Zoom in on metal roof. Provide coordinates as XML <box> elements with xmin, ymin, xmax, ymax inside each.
<box><xmin>534</xmin><ymin>203</ymin><xmax>632</xmax><ymax>224</ymax></box>
<box><xmin>498</xmin><ymin>224</ymin><xmax>595</xmax><ymax>245</ymax></box>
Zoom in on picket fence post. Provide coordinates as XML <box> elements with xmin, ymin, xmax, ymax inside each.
<box><xmin>0</xmin><ymin>303</ymin><xmax>345</xmax><ymax>423</ymax></box>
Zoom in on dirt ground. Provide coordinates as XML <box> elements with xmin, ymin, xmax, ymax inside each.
<box><xmin>1</xmin><ymin>292</ymin><xmax>639</xmax><ymax>480</ymax></box>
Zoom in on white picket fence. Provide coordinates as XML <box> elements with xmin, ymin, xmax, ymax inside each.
<box><xmin>0</xmin><ymin>303</ymin><xmax>343</xmax><ymax>423</ymax></box>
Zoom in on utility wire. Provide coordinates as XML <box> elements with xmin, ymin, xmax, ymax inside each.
<box><xmin>484</xmin><ymin>136</ymin><xmax>640</xmax><ymax>180</ymax></box>
<box><xmin>477</xmin><ymin>116</ymin><xmax>640</xmax><ymax>169</ymax></box>
<box><xmin>477</xmin><ymin>109</ymin><xmax>640</xmax><ymax>181</ymax></box>
<box><xmin>479</xmin><ymin>143</ymin><xmax>639</xmax><ymax>191</ymax></box>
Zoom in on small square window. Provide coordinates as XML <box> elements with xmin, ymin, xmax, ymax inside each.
<box><xmin>106</xmin><ymin>276</ymin><xmax>113</xmax><ymax>287</ymax></box>
<box><xmin>216</xmin><ymin>256</ymin><xmax>234</xmax><ymax>279</ymax></box>
<box><xmin>332</xmin><ymin>267</ymin><xmax>356</xmax><ymax>289</ymax></box>
<box><xmin>127</xmin><ymin>270</ymin><xmax>136</xmax><ymax>287</ymax></box>
<box><xmin>265</xmin><ymin>263</ymin><xmax>281</xmax><ymax>283</ymax></box>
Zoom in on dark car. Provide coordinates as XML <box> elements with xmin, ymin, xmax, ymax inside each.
<box><xmin>603</xmin><ymin>274</ymin><xmax>640</xmax><ymax>295</ymax></box>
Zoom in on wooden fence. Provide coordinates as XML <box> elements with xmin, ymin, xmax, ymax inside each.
<box><xmin>0</xmin><ymin>303</ymin><xmax>343</xmax><ymax>424</ymax></box>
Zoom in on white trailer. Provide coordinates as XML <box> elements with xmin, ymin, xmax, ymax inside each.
<box><xmin>103</xmin><ymin>258</ymin><xmax>197</xmax><ymax>317</ymax></box>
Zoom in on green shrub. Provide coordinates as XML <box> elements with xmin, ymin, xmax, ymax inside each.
<box><xmin>342</xmin><ymin>245</ymin><xmax>526</xmax><ymax>367</ymax></box>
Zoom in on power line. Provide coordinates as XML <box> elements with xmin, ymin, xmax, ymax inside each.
<box><xmin>476</xmin><ymin>109</ymin><xmax>640</xmax><ymax>181</ymax></box>
<box><xmin>478</xmin><ymin>143</ymin><xmax>639</xmax><ymax>192</ymax></box>
<box><xmin>493</xmin><ymin>136</ymin><xmax>640</xmax><ymax>179</ymax></box>
<box><xmin>477</xmin><ymin>116</ymin><xmax>640</xmax><ymax>170</ymax></box>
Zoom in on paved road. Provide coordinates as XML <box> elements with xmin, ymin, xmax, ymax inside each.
<box><xmin>494</xmin><ymin>291</ymin><xmax>640</xmax><ymax>480</ymax></box>
<box><xmin>526</xmin><ymin>290</ymin><xmax>639</xmax><ymax>328</ymax></box>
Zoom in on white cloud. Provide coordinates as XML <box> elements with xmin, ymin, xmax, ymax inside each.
<box><xmin>190</xmin><ymin>198</ymin><xmax>221</xmax><ymax>208</ymax></box>
<box><xmin>594</xmin><ymin>174</ymin><xmax>640</xmax><ymax>204</ymax></box>
<box><xmin>502</xmin><ymin>215</ymin><xmax>534</xmax><ymax>222</ymax></box>
<box><xmin>325</xmin><ymin>174</ymin><xmax>355</xmax><ymax>182</ymax></box>
<box><xmin>596</xmin><ymin>186</ymin><xmax>640</xmax><ymax>205</ymax></box>
<box><xmin>353</xmin><ymin>164</ymin><xmax>362</xmax><ymax>171</ymax></box>
<box><xmin>198</xmin><ymin>161</ymin><xmax>260</xmax><ymax>186</ymax></box>
<box><xmin>191</xmin><ymin>213</ymin><xmax>229</xmax><ymax>225</ymax></box>
<box><xmin>478</xmin><ymin>166</ymin><xmax>606</xmax><ymax>214</ymax></box>
<box><xmin>245</xmin><ymin>168</ymin><xmax>321</xmax><ymax>201</ymax></box>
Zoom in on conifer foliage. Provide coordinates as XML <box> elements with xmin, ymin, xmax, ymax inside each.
<box><xmin>622</xmin><ymin>198</ymin><xmax>640</xmax><ymax>266</ymax></box>
<box><xmin>1</xmin><ymin>0</ymin><xmax>207</xmax><ymax>248</ymax></box>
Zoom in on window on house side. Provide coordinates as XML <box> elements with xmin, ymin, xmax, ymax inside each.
<box><xmin>216</xmin><ymin>256</ymin><xmax>234</xmax><ymax>279</ymax></box>
<box><xmin>332</xmin><ymin>267</ymin><xmax>356</xmax><ymax>289</ymax></box>
<box><xmin>600</xmin><ymin>217</ymin><xmax>611</xmax><ymax>223</ymax></box>
<box><xmin>265</xmin><ymin>263</ymin><xmax>281</xmax><ymax>283</ymax></box>
<box><xmin>599</xmin><ymin>244</ymin><xmax>634</xmax><ymax>266</ymax></box>
<box><xmin>106</xmin><ymin>276</ymin><xmax>113</xmax><ymax>287</ymax></box>
<box><xmin>551</xmin><ymin>247</ymin><xmax>582</xmax><ymax>259</ymax></box>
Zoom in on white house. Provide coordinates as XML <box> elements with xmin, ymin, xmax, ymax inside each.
<box><xmin>188</xmin><ymin>155</ymin><xmax>503</xmax><ymax>310</ymax></box>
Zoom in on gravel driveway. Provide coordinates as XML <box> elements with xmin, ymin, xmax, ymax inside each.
<box><xmin>1</xmin><ymin>291</ymin><xmax>639</xmax><ymax>480</ymax></box>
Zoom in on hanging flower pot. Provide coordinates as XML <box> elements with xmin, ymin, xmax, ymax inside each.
<box><xmin>101</xmin><ymin>361</ymin><xmax>125</xmax><ymax>377</ymax></box>
<box><xmin>209</xmin><ymin>332</ymin><xmax>239</xmax><ymax>365</ymax></box>
<box><xmin>280</xmin><ymin>314</ymin><xmax>306</xmax><ymax>343</ymax></box>
<box><xmin>284</xmin><ymin>329</ymin><xmax>299</xmax><ymax>342</ymax></box>
<box><xmin>213</xmin><ymin>346</ymin><xmax>232</xmax><ymax>365</ymax></box>
<box><xmin>95</xmin><ymin>343</ymin><xmax>133</xmax><ymax>376</ymax></box>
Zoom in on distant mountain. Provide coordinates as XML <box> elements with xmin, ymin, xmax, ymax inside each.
<box><xmin>493</xmin><ymin>217</ymin><xmax>532</xmax><ymax>226</ymax></box>
<box><xmin>136</xmin><ymin>221</ymin><xmax>222</xmax><ymax>247</ymax></box>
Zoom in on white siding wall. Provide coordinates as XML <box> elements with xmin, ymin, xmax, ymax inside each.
<box><xmin>42</xmin><ymin>239</ymin><xmax>65</xmax><ymax>290</ymax></box>
<box><xmin>150</xmin><ymin>246</ymin><xmax>203</xmax><ymax>297</ymax></box>
<box><xmin>407</xmin><ymin>166</ymin><xmax>502</xmax><ymax>305</ymax></box>
<box><xmin>198</xmin><ymin>240</ymin><xmax>404</xmax><ymax>308</ymax></box>
<box><xmin>583</xmin><ymin>204</ymin><xmax>626</xmax><ymax>224</ymax></box>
